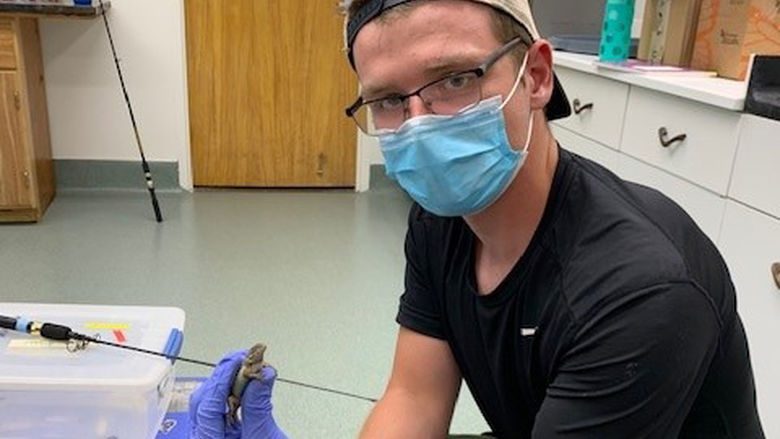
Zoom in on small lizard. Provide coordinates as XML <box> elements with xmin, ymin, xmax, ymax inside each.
<box><xmin>228</xmin><ymin>343</ymin><xmax>268</xmax><ymax>425</ymax></box>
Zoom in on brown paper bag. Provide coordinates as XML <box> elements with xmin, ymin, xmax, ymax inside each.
<box><xmin>691</xmin><ymin>0</ymin><xmax>780</xmax><ymax>80</ymax></box>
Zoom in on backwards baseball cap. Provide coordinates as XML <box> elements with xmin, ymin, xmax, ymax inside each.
<box><xmin>344</xmin><ymin>0</ymin><xmax>572</xmax><ymax>121</ymax></box>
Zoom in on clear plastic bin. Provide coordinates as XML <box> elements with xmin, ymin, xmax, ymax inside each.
<box><xmin>0</xmin><ymin>303</ymin><xmax>185</xmax><ymax>439</ymax></box>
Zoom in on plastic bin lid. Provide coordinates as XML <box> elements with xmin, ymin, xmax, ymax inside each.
<box><xmin>0</xmin><ymin>303</ymin><xmax>185</xmax><ymax>392</ymax></box>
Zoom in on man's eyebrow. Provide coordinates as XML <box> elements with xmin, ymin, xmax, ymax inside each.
<box><xmin>361</xmin><ymin>84</ymin><xmax>398</xmax><ymax>100</ymax></box>
<box><xmin>422</xmin><ymin>53</ymin><xmax>483</xmax><ymax>76</ymax></box>
<box><xmin>361</xmin><ymin>53</ymin><xmax>484</xmax><ymax>99</ymax></box>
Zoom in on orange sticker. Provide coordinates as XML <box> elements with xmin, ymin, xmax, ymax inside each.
<box><xmin>113</xmin><ymin>330</ymin><xmax>126</xmax><ymax>343</ymax></box>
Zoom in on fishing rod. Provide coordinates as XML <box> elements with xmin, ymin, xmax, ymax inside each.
<box><xmin>98</xmin><ymin>0</ymin><xmax>163</xmax><ymax>223</ymax></box>
<box><xmin>0</xmin><ymin>315</ymin><xmax>377</xmax><ymax>403</ymax></box>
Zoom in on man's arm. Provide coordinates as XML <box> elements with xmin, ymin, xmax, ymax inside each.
<box><xmin>532</xmin><ymin>282</ymin><xmax>721</xmax><ymax>438</ymax></box>
<box><xmin>361</xmin><ymin>327</ymin><xmax>462</xmax><ymax>439</ymax></box>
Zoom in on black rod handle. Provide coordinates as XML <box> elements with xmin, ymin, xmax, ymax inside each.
<box><xmin>0</xmin><ymin>315</ymin><xmax>17</xmax><ymax>331</ymax></box>
<box><xmin>573</xmin><ymin>99</ymin><xmax>594</xmax><ymax>115</ymax></box>
<box><xmin>40</xmin><ymin>323</ymin><xmax>75</xmax><ymax>341</ymax></box>
<box><xmin>149</xmin><ymin>188</ymin><xmax>163</xmax><ymax>223</ymax></box>
<box><xmin>658</xmin><ymin>127</ymin><xmax>687</xmax><ymax>148</ymax></box>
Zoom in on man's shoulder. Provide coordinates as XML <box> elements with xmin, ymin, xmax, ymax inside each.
<box><xmin>407</xmin><ymin>202</ymin><xmax>452</xmax><ymax>223</ymax></box>
<box><xmin>404</xmin><ymin>203</ymin><xmax>469</xmax><ymax>271</ymax></box>
<box><xmin>406</xmin><ymin>202</ymin><xmax>464</xmax><ymax>238</ymax></box>
<box><xmin>555</xmin><ymin>150</ymin><xmax>732</xmax><ymax>323</ymax></box>
<box><xmin>562</xmin><ymin>149</ymin><xmax>708</xmax><ymax>258</ymax></box>
<box><xmin>407</xmin><ymin>202</ymin><xmax>430</xmax><ymax>223</ymax></box>
<box><xmin>565</xmin><ymin>150</ymin><xmax>692</xmax><ymax>227</ymax></box>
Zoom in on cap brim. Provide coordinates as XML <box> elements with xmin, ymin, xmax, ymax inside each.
<box><xmin>546</xmin><ymin>73</ymin><xmax>571</xmax><ymax>121</ymax></box>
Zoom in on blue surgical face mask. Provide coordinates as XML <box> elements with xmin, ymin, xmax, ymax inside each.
<box><xmin>379</xmin><ymin>54</ymin><xmax>533</xmax><ymax>217</ymax></box>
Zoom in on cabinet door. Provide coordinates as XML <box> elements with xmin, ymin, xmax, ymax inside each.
<box><xmin>729</xmin><ymin>115</ymin><xmax>780</xmax><ymax>219</ymax></box>
<box><xmin>554</xmin><ymin>67</ymin><xmax>630</xmax><ymax>150</ymax></box>
<box><xmin>0</xmin><ymin>72</ymin><xmax>32</xmax><ymax>208</ymax></box>
<box><xmin>719</xmin><ymin>201</ymin><xmax>780</xmax><ymax>438</ymax></box>
<box><xmin>621</xmin><ymin>86</ymin><xmax>740</xmax><ymax>195</ymax></box>
<box><xmin>0</xmin><ymin>19</ymin><xmax>16</xmax><ymax>70</ymax></box>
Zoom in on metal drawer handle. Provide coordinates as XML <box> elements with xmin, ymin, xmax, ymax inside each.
<box><xmin>573</xmin><ymin>99</ymin><xmax>594</xmax><ymax>115</ymax></box>
<box><xmin>658</xmin><ymin>127</ymin><xmax>687</xmax><ymax>148</ymax></box>
<box><xmin>772</xmin><ymin>263</ymin><xmax>780</xmax><ymax>289</ymax></box>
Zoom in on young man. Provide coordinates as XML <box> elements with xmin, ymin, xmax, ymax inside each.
<box><xmin>343</xmin><ymin>0</ymin><xmax>765</xmax><ymax>437</ymax></box>
<box><xmin>189</xmin><ymin>1</ymin><xmax>764</xmax><ymax>437</ymax></box>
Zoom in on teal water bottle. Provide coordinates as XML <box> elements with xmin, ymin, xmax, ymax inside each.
<box><xmin>599</xmin><ymin>0</ymin><xmax>635</xmax><ymax>62</ymax></box>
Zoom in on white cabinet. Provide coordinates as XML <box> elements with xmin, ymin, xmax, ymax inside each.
<box><xmin>554</xmin><ymin>68</ymin><xmax>630</xmax><ymax>150</ymax></box>
<box><xmin>729</xmin><ymin>115</ymin><xmax>780</xmax><ymax>219</ymax></box>
<box><xmin>719</xmin><ymin>201</ymin><xmax>780</xmax><ymax>439</ymax></box>
<box><xmin>621</xmin><ymin>87</ymin><xmax>740</xmax><ymax>196</ymax></box>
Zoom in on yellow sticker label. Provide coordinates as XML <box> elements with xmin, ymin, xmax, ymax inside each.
<box><xmin>8</xmin><ymin>339</ymin><xmax>66</xmax><ymax>350</ymax></box>
<box><xmin>84</xmin><ymin>322</ymin><xmax>130</xmax><ymax>330</ymax></box>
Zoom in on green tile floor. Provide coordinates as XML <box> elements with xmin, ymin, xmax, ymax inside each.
<box><xmin>0</xmin><ymin>187</ymin><xmax>489</xmax><ymax>437</ymax></box>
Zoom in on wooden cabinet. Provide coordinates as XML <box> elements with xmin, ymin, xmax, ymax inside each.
<box><xmin>0</xmin><ymin>71</ymin><xmax>31</xmax><ymax>208</ymax></box>
<box><xmin>0</xmin><ymin>19</ymin><xmax>16</xmax><ymax>69</ymax></box>
<box><xmin>0</xmin><ymin>17</ymin><xmax>54</xmax><ymax>222</ymax></box>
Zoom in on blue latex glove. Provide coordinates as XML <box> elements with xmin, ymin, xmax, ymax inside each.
<box><xmin>189</xmin><ymin>350</ymin><xmax>288</xmax><ymax>439</ymax></box>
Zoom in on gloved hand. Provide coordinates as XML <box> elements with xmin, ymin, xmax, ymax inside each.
<box><xmin>189</xmin><ymin>350</ymin><xmax>288</xmax><ymax>439</ymax></box>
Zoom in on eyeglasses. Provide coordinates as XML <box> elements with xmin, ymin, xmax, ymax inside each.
<box><xmin>345</xmin><ymin>37</ymin><xmax>526</xmax><ymax>137</ymax></box>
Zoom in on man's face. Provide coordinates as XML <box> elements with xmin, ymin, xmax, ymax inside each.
<box><xmin>352</xmin><ymin>0</ymin><xmax>532</xmax><ymax>150</ymax></box>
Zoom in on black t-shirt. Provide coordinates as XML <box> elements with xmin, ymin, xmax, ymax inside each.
<box><xmin>397</xmin><ymin>148</ymin><xmax>764</xmax><ymax>438</ymax></box>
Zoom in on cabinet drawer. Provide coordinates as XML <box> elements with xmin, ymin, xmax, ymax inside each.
<box><xmin>719</xmin><ymin>202</ymin><xmax>780</xmax><ymax>439</ymax></box>
<box><xmin>0</xmin><ymin>19</ymin><xmax>15</xmax><ymax>70</ymax></box>
<box><xmin>621</xmin><ymin>87</ymin><xmax>740</xmax><ymax>195</ymax></box>
<box><xmin>552</xmin><ymin>124</ymin><xmax>620</xmax><ymax>171</ymax></box>
<box><xmin>554</xmin><ymin>67</ymin><xmax>629</xmax><ymax>150</ymax></box>
<box><xmin>729</xmin><ymin>115</ymin><xmax>780</xmax><ymax>219</ymax></box>
<box><xmin>616</xmin><ymin>154</ymin><xmax>726</xmax><ymax>243</ymax></box>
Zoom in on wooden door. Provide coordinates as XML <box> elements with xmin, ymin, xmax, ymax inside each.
<box><xmin>0</xmin><ymin>71</ymin><xmax>31</xmax><ymax>208</ymax></box>
<box><xmin>185</xmin><ymin>1</ymin><xmax>358</xmax><ymax>188</ymax></box>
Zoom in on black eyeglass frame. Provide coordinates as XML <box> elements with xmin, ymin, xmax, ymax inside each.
<box><xmin>345</xmin><ymin>36</ymin><xmax>527</xmax><ymax>132</ymax></box>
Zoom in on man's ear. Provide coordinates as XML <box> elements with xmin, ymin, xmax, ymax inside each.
<box><xmin>525</xmin><ymin>40</ymin><xmax>554</xmax><ymax>111</ymax></box>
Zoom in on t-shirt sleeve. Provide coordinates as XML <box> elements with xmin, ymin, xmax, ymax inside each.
<box><xmin>396</xmin><ymin>205</ymin><xmax>446</xmax><ymax>340</ymax></box>
<box><xmin>532</xmin><ymin>282</ymin><xmax>721</xmax><ymax>438</ymax></box>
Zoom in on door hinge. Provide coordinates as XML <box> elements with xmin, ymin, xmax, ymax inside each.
<box><xmin>22</xmin><ymin>170</ymin><xmax>30</xmax><ymax>188</ymax></box>
<box><xmin>13</xmin><ymin>90</ymin><xmax>21</xmax><ymax>110</ymax></box>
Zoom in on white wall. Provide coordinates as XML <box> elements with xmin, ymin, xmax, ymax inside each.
<box><xmin>39</xmin><ymin>0</ymin><xmax>192</xmax><ymax>189</ymax></box>
<box><xmin>356</xmin><ymin>131</ymin><xmax>382</xmax><ymax>192</ymax></box>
